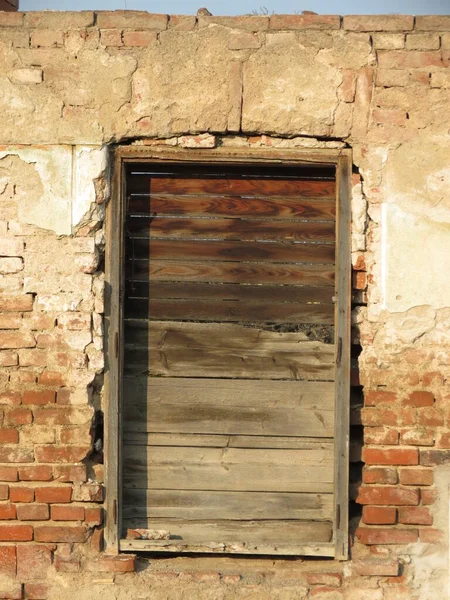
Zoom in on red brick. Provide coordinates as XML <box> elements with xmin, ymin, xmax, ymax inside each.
<box><xmin>269</xmin><ymin>14</ymin><xmax>340</xmax><ymax>30</ymax></box>
<box><xmin>19</xmin><ymin>466</ymin><xmax>52</xmax><ymax>482</ymax></box>
<box><xmin>24</xmin><ymin>583</ymin><xmax>49</xmax><ymax>600</ymax></box>
<box><xmin>378</xmin><ymin>50</ymin><xmax>443</xmax><ymax>68</ymax></box>
<box><xmin>0</xmin><ymin>393</ymin><xmax>21</xmax><ymax>407</ymax></box>
<box><xmin>363</xmin><ymin>448</ymin><xmax>418</xmax><ymax>466</ymax></box>
<box><xmin>0</xmin><ymin>583</ymin><xmax>22</xmax><ymax>600</ymax></box>
<box><xmin>31</xmin><ymin>29</ymin><xmax>63</xmax><ymax>48</ymax></box>
<box><xmin>416</xmin><ymin>408</ymin><xmax>444</xmax><ymax>427</ymax></box>
<box><xmin>22</xmin><ymin>314</ymin><xmax>55</xmax><ymax>331</ymax></box>
<box><xmin>60</xmin><ymin>427</ymin><xmax>91</xmax><ymax>444</ymax></box>
<box><xmin>35</xmin><ymin>487</ymin><xmax>72</xmax><ymax>504</ymax></box>
<box><xmin>421</xmin><ymin>371</ymin><xmax>443</xmax><ymax>386</ymax></box>
<box><xmin>420</xmin><ymin>450</ymin><xmax>450</xmax><ymax>466</ymax></box>
<box><xmin>353</xmin><ymin>271</ymin><xmax>367</xmax><ymax>290</ymax></box>
<box><xmin>0</xmin><ymin>484</ymin><xmax>8</xmax><ymax>500</ymax></box>
<box><xmin>0</xmin><ymin>314</ymin><xmax>22</xmax><ymax>329</ymax></box>
<box><xmin>364</xmin><ymin>391</ymin><xmax>397</xmax><ymax>406</ymax></box>
<box><xmin>5</xmin><ymin>408</ymin><xmax>32</xmax><ymax>426</ymax></box>
<box><xmin>90</xmin><ymin>527</ymin><xmax>103</xmax><ymax>552</ymax></box>
<box><xmin>0</xmin><ymin>295</ymin><xmax>33</xmax><ymax>312</ymax></box>
<box><xmin>0</xmin><ymin>546</ymin><xmax>16</xmax><ymax>577</ymax></box>
<box><xmin>373</xmin><ymin>108</ymin><xmax>407</xmax><ymax>126</ymax></box>
<box><xmin>353</xmin><ymin>558</ymin><xmax>400</xmax><ymax>576</ymax></box>
<box><xmin>10</xmin><ymin>487</ymin><xmax>34</xmax><ymax>503</ymax></box>
<box><xmin>72</xmin><ymin>483</ymin><xmax>103</xmax><ymax>502</ymax></box>
<box><xmin>0</xmin><ymin>524</ymin><xmax>33</xmax><ymax>541</ymax></box>
<box><xmin>362</xmin><ymin>506</ymin><xmax>397</xmax><ymax>525</ymax></box>
<box><xmin>22</xmin><ymin>390</ymin><xmax>56</xmax><ymax>406</ymax></box>
<box><xmin>356</xmin><ymin>486</ymin><xmax>419</xmax><ymax>506</ymax></box>
<box><xmin>356</xmin><ymin>527</ymin><xmax>418</xmax><ymax>545</ymax></box>
<box><xmin>310</xmin><ymin>587</ymin><xmax>344</xmax><ymax>598</ymax></box>
<box><xmin>0</xmin><ymin>352</ymin><xmax>18</xmax><ymax>367</ymax></box>
<box><xmin>55</xmin><ymin>389</ymin><xmax>70</xmax><ymax>405</ymax></box>
<box><xmin>34</xmin><ymin>446</ymin><xmax>90</xmax><ymax>463</ymax></box>
<box><xmin>100</xmin><ymin>28</ymin><xmax>123</xmax><ymax>46</ymax></box>
<box><xmin>415</xmin><ymin>15</ymin><xmax>450</xmax><ymax>31</ymax></box>
<box><xmin>51</xmin><ymin>505</ymin><xmax>84</xmax><ymax>521</ymax></box>
<box><xmin>363</xmin><ymin>467</ymin><xmax>398</xmax><ymax>485</ymax></box>
<box><xmin>53</xmin><ymin>464</ymin><xmax>87</xmax><ymax>483</ymax></box>
<box><xmin>419</xmin><ymin>528</ymin><xmax>443</xmax><ymax>543</ymax></box>
<box><xmin>343</xmin><ymin>15</ymin><xmax>413</xmax><ymax>31</ymax></box>
<box><xmin>421</xmin><ymin>488</ymin><xmax>437</xmax><ymax>505</ymax></box>
<box><xmin>404</xmin><ymin>391</ymin><xmax>434</xmax><ymax>407</ymax></box>
<box><xmin>34</xmin><ymin>525</ymin><xmax>86</xmax><ymax>543</ymax></box>
<box><xmin>399</xmin><ymin>468</ymin><xmax>433</xmax><ymax>486</ymax></box>
<box><xmin>123</xmin><ymin>31</ymin><xmax>156</xmax><ymax>46</ymax></box>
<box><xmin>0</xmin><ymin>447</ymin><xmax>33</xmax><ymax>463</ymax></box>
<box><xmin>400</xmin><ymin>428</ymin><xmax>435</xmax><ymax>446</ymax></box>
<box><xmin>361</xmin><ymin>408</ymin><xmax>415</xmax><ymax>427</ymax></box>
<box><xmin>18</xmin><ymin>350</ymin><xmax>47</xmax><ymax>368</ymax></box>
<box><xmin>305</xmin><ymin>573</ymin><xmax>342</xmax><ymax>586</ymax></box>
<box><xmin>0</xmin><ymin>331</ymin><xmax>36</xmax><ymax>350</ymax></box>
<box><xmin>89</xmin><ymin>554</ymin><xmax>136</xmax><ymax>573</ymax></box>
<box><xmin>0</xmin><ymin>429</ymin><xmax>19</xmax><ymax>444</ymax></box>
<box><xmin>398</xmin><ymin>507</ymin><xmax>433</xmax><ymax>525</ymax></box>
<box><xmin>85</xmin><ymin>507</ymin><xmax>102</xmax><ymax>526</ymax></box>
<box><xmin>37</xmin><ymin>371</ymin><xmax>65</xmax><ymax>387</ymax></box>
<box><xmin>0</xmin><ymin>467</ymin><xmax>18</xmax><ymax>482</ymax></box>
<box><xmin>364</xmin><ymin>428</ymin><xmax>399</xmax><ymax>445</ymax></box>
<box><xmin>96</xmin><ymin>11</ymin><xmax>167</xmax><ymax>29</ymax></box>
<box><xmin>16</xmin><ymin>504</ymin><xmax>49</xmax><ymax>521</ymax></box>
<box><xmin>17</xmin><ymin>544</ymin><xmax>52</xmax><ymax>580</ymax></box>
<box><xmin>0</xmin><ymin>505</ymin><xmax>16</xmax><ymax>520</ymax></box>
<box><xmin>54</xmin><ymin>556</ymin><xmax>80</xmax><ymax>573</ymax></box>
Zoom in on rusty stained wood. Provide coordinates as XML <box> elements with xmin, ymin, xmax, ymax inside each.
<box><xmin>126</xmin><ymin>238</ymin><xmax>336</xmax><ymax>265</ymax></box>
<box><xmin>127</xmin><ymin>216</ymin><xmax>336</xmax><ymax>243</ymax></box>
<box><xmin>123</xmin><ymin>321</ymin><xmax>335</xmax><ymax>380</ymax></box>
<box><xmin>122</xmin><ymin>489</ymin><xmax>333</xmax><ymax>521</ymax></box>
<box><xmin>122</xmin><ymin>444</ymin><xmax>333</xmax><ymax>493</ymax></box>
<box><xmin>122</xmin><ymin>378</ymin><xmax>334</xmax><ymax>437</ymax></box>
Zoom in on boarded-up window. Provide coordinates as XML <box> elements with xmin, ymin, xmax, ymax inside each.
<box><xmin>107</xmin><ymin>152</ymin><xmax>350</xmax><ymax>558</ymax></box>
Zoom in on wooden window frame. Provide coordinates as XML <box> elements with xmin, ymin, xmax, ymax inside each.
<box><xmin>104</xmin><ymin>145</ymin><xmax>351</xmax><ymax>560</ymax></box>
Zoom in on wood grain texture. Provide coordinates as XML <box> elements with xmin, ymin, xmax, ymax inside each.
<box><xmin>126</xmin><ymin>239</ymin><xmax>336</xmax><ymax>265</ymax></box>
<box><xmin>127</xmin><ymin>260</ymin><xmax>335</xmax><ymax>287</ymax></box>
<box><xmin>128</xmin><ymin>175</ymin><xmax>336</xmax><ymax>197</ymax></box>
<box><xmin>122</xmin><ymin>378</ymin><xmax>334</xmax><ymax>437</ymax></box>
<box><xmin>122</xmin><ymin>489</ymin><xmax>333</xmax><ymax>520</ymax></box>
<box><xmin>127</xmin><ymin>216</ymin><xmax>336</xmax><ymax>243</ymax></box>
<box><xmin>123</xmin><ymin>321</ymin><xmax>335</xmax><ymax>380</ymax></box>
<box><xmin>128</xmin><ymin>195</ymin><xmax>335</xmax><ymax>220</ymax></box>
<box><xmin>122</xmin><ymin>445</ymin><xmax>333</xmax><ymax>493</ymax></box>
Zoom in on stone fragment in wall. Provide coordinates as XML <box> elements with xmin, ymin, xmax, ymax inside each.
<box><xmin>73</xmin><ymin>146</ymin><xmax>110</xmax><ymax>230</ymax></box>
<box><xmin>351</xmin><ymin>178</ymin><xmax>367</xmax><ymax>252</ymax></box>
<box><xmin>127</xmin><ymin>528</ymin><xmax>170</xmax><ymax>540</ymax></box>
<box><xmin>178</xmin><ymin>134</ymin><xmax>216</xmax><ymax>148</ymax></box>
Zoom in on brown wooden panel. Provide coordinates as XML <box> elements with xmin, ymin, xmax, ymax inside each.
<box><xmin>125</xmin><ymin>298</ymin><xmax>334</xmax><ymax>324</ymax></box>
<box><xmin>127</xmin><ymin>239</ymin><xmax>335</xmax><ymax>264</ymax></box>
<box><xmin>128</xmin><ymin>176</ymin><xmax>336</xmax><ymax>197</ymax></box>
<box><xmin>127</xmin><ymin>217</ymin><xmax>336</xmax><ymax>243</ymax></box>
<box><xmin>123</xmin><ymin>321</ymin><xmax>335</xmax><ymax>380</ymax></box>
<box><xmin>122</xmin><ymin>489</ymin><xmax>333</xmax><ymax>520</ymax></box>
<box><xmin>128</xmin><ymin>195</ymin><xmax>335</xmax><ymax>220</ymax></box>
<box><xmin>123</xmin><ymin>378</ymin><xmax>334</xmax><ymax>438</ymax></box>
<box><xmin>128</xmin><ymin>260</ymin><xmax>334</xmax><ymax>287</ymax></box>
<box><xmin>122</xmin><ymin>445</ymin><xmax>334</xmax><ymax>493</ymax></box>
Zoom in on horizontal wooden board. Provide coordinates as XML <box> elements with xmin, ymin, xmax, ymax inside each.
<box><xmin>126</xmin><ymin>239</ymin><xmax>336</xmax><ymax>265</ymax></box>
<box><xmin>120</xmin><ymin>537</ymin><xmax>335</xmax><ymax>556</ymax></box>
<box><xmin>127</xmin><ymin>216</ymin><xmax>336</xmax><ymax>243</ymax></box>
<box><xmin>125</xmin><ymin>298</ymin><xmax>335</xmax><ymax>324</ymax></box>
<box><xmin>122</xmin><ymin>489</ymin><xmax>333</xmax><ymax>521</ymax></box>
<box><xmin>127</xmin><ymin>260</ymin><xmax>335</xmax><ymax>287</ymax></box>
<box><xmin>125</xmin><ymin>281</ymin><xmax>334</xmax><ymax>303</ymax></box>
<box><xmin>128</xmin><ymin>176</ymin><xmax>336</xmax><ymax>198</ymax></box>
<box><xmin>123</xmin><ymin>377</ymin><xmax>334</xmax><ymax>437</ymax></box>
<box><xmin>128</xmin><ymin>195</ymin><xmax>335</xmax><ymax>220</ymax></box>
<box><xmin>122</xmin><ymin>445</ymin><xmax>334</xmax><ymax>493</ymax></box>
<box><xmin>123</xmin><ymin>321</ymin><xmax>336</xmax><ymax>380</ymax></box>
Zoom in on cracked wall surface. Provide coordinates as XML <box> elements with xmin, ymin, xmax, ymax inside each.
<box><xmin>0</xmin><ymin>10</ymin><xmax>450</xmax><ymax>600</ymax></box>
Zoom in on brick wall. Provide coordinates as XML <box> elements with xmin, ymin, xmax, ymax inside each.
<box><xmin>0</xmin><ymin>10</ymin><xmax>450</xmax><ymax>600</ymax></box>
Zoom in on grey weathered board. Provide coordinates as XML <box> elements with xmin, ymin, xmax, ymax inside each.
<box><xmin>121</xmin><ymin>163</ymin><xmax>340</xmax><ymax>556</ymax></box>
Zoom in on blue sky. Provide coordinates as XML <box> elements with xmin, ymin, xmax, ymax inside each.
<box><xmin>18</xmin><ymin>0</ymin><xmax>450</xmax><ymax>15</ymax></box>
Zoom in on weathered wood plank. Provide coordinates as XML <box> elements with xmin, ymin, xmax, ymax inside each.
<box><xmin>122</xmin><ymin>445</ymin><xmax>334</xmax><ymax>493</ymax></box>
<box><xmin>126</xmin><ymin>239</ymin><xmax>336</xmax><ymax>265</ymax></box>
<box><xmin>122</xmin><ymin>432</ymin><xmax>334</xmax><ymax>449</ymax></box>
<box><xmin>123</xmin><ymin>321</ymin><xmax>335</xmax><ymax>380</ymax></box>
<box><xmin>128</xmin><ymin>176</ymin><xmax>336</xmax><ymax>198</ymax></box>
<box><xmin>127</xmin><ymin>260</ymin><xmax>334</xmax><ymax>287</ymax></box>
<box><xmin>127</xmin><ymin>216</ymin><xmax>336</xmax><ymax>243</ymax></box>
<box><xmin>125</xmin><ymin>281</ymin><xmax>334</xmax><ymax>304</ymax></box>
<box><xmin>128</xmin><ymin>195</ymin><xmax>335</xmax><ymax>220</ymax></box>
<box><xmin>122</xmin><ymin>489</ymin><xmax>333</xmax><ymax>520</ymax></box>
<box><xmin>125</xmin><ymin>298</ymin><xmax>335</xmax><ymax>324</ymax></box>
<box><xmin>119</xmin><ymin>537</ymin><xmax>335</xmax><ymax>556</ymax></box>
